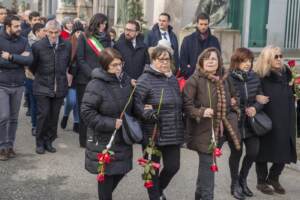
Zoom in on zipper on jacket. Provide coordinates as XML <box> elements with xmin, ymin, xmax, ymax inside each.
<box><xmin>53</xmin><ymin>47</ymin><xmax>57</xmax><ymax>94</ymax></box>
<box><xmin>242</xmin><ymin>82</ymin><xmax>249</xmax><ymax>138</ymax></box>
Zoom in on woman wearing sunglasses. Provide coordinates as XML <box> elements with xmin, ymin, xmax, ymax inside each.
<box><xmin>254</xmin><ymin>46</ymin><xmax>297</xmax><ymax>195</ymax></box>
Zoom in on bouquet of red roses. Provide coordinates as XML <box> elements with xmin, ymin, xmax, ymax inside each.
<box><xmin>288</xmin><ymin>60</ymin><xmax>300</xmax><ymax>99</ymax></box>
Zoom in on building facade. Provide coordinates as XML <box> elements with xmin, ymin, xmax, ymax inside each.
<box><xmin>3</xmin><ymin>0</ymin><xmax>299</xmax><ymax>51</ymax></box>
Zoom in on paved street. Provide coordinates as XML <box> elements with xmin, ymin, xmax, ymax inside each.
<box><xmin>1</xmin><ymin>104</ymin><xmax>300</xmax><ymax>200</ymax></box>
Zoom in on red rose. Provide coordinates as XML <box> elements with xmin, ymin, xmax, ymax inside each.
<box><xmin>213</xmin><ymin>148</ymin><xmax>222</xmax><ymax>157</ymax></box>
<box><xmin>144</xmin><ymin>180</ymin><xmax>154</xmax><ymax>188</ymax></box>
<box><xmin>97</xmin><ymin>173</ymin><xmax>105</xmax><ymax>182</ymax></box>
<box><xmin>152</xmin><ymin>162</ymin><xmax>161</xmax><ymax>170</ymax></box>
<box><xmin>104</xmin><ymin>153</ymin><xmax>111</xmax><ymax>163</ymax></box>
<box><xmin>295</xmin><ymin>77</ymin><xmax>300</xmax><ymax>85</ymax></box>
<box><xmin>210</xmin><ymin>164</ymin><xmax>218</xmax><ymax>172</ymax></box>
<box><xmin>288</xmin><ymin>60</ymin><xmax>296</xmax><ymax>68</ymax></box>
<box><xmin>97</xmin><ymin>153</ymin><xmax>104</xmax><ymax>162</ymax></box>
<box><xmin>137</xmin><ymin>158</ymin><xmax>148</xmax><ymax>166</ymax></box>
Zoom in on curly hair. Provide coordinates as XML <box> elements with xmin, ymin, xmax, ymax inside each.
<box><xmin>253</xmin><ymin>46</ymin><xmax>282</xmax><ymax>78</ymax></box>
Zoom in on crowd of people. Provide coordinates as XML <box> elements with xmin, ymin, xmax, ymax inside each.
<box><xmin>0</xmin><ymin>6</ymin><xmax>298</xmax><ymax>200</ymax></box>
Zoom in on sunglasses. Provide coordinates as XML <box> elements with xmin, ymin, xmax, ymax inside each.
<box><xmin>274</xmin><ymin>54</ymin><xmax>283</xmax><ymax>59</ymax></box>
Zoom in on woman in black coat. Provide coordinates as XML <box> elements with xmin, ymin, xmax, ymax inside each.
<box><xmin>76</xmin><ymin>13</ymin><xmax>111</xmax><ymax>147</ymax></box>
<box><xmin>81</xmin><ymin>48</ymin><xmax>133</xmax><ymax>200</ymax></box>
<box><xmin>254</xmin><ymin>46</ymin><xmax>297</xmax><ymax>195</ymax></box>
<box><xmin>134</xmin><ymin>46</ymin><xmax>184</xmax><ymax>200</ymax></box>
<box><xmin>229</xmin><ymin>48</ymin><xmax>263</xmax><ymax>199</ymax></box>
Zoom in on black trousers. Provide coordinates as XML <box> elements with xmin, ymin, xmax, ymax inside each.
<box><xmin>98</xmin><ymin>174</ymin><xmax>124</xmax><ymax>200</ymax></box>
<box><xmin>226</xmin><ymin>136</ymin><xmax>260</xmax><ymax>184</ymax></box>
<box><xmin>35</xmin><ymin>95</ymin><xmax>64</xmax><ymax>147</ymax></box>
<box><xmin>144</xmin><ymin>145</ymin><xmax>181</xmax><ymax>200</ymax></box>
<box><xmin>256</xmin><ymin>162</ymin><xmax>285</xmax><ymax>184</ymax></box>
<box><xmin>76</xmin><ymin>84</ymin><xmax>87</xmax><ymax>147</ymax></box>
<box><xmin>220</xmin><ymin>135</ymin><xmax>259</xmax><ymax>185</ymax></box>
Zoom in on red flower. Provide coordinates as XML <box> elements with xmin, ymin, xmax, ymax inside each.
<box><xmin>295</xmin><ymin>77</ymin><xmax>300</xmax><ymax>85</ymax></box>
<box><xmin>288</xmin><ymin>60</ymin><xmax>296</xmax><ymax>68</ymax></box>
<box><xmin>137</xmin><ymin>158</ymin><xmax>148</xmax><ymax>166</ymax></box>
<box><xmin>152</xmin><ymin>162</ymin><xmax>160</xmax><ymax>170</ymax></box>
<box><xmin>97</xmin><ymin>153</ymin><xmax>105</xmax><ymax>162</ymax></box>
<box><xmin>213</xmin><ymin>148</ymin><xmax>222</xmax><ymax>157</ymax></box>
<box><xmin>210</xmin><ymin>164</ymin><xmax>218</xmax><ymax>172</ymax></box>
<box><xmin>104</xmin><ymin>153</ymin><xmax>111</xmax><ymax>163</ymax></box>
<box><xmin>97</xmin><ymin>173</ymin><xmax>105</xmax><ymax>182</ymax></box>
<box><xmin>144</xmin><ymin>180</ymin><xmax>154</xmax><ymax>188</ymax></box>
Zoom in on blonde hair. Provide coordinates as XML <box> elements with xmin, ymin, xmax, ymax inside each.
<box><xmin>253</xmin><ymin>46</ymin><xmax>282</xmax><ymax>78</ymax></box>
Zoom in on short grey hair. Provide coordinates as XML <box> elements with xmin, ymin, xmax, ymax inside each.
<box><xmin>45</xmin><ymin>20</ymin><xmax>61</xmax><ymax>30</ymax></box>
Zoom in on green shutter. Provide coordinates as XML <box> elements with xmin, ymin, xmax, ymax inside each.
<box><xmin>248</xmin><ymin>0</ymin><xmax>269</xmax><ymax>47</ymax></box>
<box><xmin>228</xmin><ymin>0</ymin><xmax>244</xmax><ymax>34</ymax></box>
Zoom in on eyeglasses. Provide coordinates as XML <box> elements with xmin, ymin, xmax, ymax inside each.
<box><xmin>124</xmin><ymin>28</ymin><xmax>137</xmax><ymax>33</ymax></box>
<box><xmin>156</xmin><ymin>58</ymin><xmax>171</xmax><ymax>63</ymax></box>
<box><xmin>274</xmin><ymin>54</ymin><xmax>283</xmax><ymax>59</ymax></box>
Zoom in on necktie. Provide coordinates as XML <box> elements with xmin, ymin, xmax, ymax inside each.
<box><xmin>162</xmin><ymin>32</ymin><xmax>167</xmax><ymax>40</ymax></box>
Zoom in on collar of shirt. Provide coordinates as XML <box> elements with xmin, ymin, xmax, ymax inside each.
<box><xmin>160</xmin><ymin>30</ymin><xmax>170</xmax><ymax>41</ymax></box>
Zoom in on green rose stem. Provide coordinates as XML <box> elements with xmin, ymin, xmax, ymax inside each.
<box><xmin>147</xmin><ymin>88</ymin><xmax>164</xmax><ymax>160</ymax></box>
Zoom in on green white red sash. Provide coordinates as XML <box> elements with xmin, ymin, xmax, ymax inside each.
<box><xmin>85</xmin><ymin>35</ymin><xmax>105</xmax><ymax>56</ymax></box>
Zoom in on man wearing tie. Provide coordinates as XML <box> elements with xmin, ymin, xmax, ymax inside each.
<box><xmin>144</xmin><ymin>13</ymin><xmax>179</xmax><ymax>72</ymax></box>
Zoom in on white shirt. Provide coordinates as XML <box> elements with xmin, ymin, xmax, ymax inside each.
<box><xmin>132</xmin><ymin>38</ymin><xmax>136</xmax><ymax>48</ymax></box>
<box><xmin>160</xmin><ymin>30</ymin><xmax>171</xmax><ymax>43</ymax></box>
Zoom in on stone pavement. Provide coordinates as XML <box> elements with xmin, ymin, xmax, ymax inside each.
<box><xmin>0</xmin><ymin>105</ymin><xmax>300</xmax><ymax>200</ymax></box>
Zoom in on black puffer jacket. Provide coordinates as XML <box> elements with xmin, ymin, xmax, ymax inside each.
<box><xmin>81</xmin><ymin>68</ymin><xmax>133</xmax><ymax>175</ymax></box>
<box><xmin>134</xmin><ymin>66</ymin><xmax>184</xmax><ymax>146</ymax></box>
<box><xmin>76</xmin><ymin>33</ymin><xmax>111</xmax><ymax>85</ymax></box>
<box><xmin>229</xmin><ymin>70</ymin><xmax>263</xmax><ymax>139</ymax></box>
<box><xmin>31</xmin><ymin>37</ymin><xmax>71</xmax><ymax>98</ymax></box>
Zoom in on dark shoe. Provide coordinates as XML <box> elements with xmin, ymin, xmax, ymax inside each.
<box><xmin>73</xmin><ymin>123</ymin><xmax>79</xmax><ymax>133</ymax></box>
<box><xmin>239</xmin><ymin>178</ymin><xmax>253</xmax><ymax>197</ymax></box>
<box><xmin>44</xmin><ymin>143</ymin><xmax>56</xmax><ymax>153</ymax></box>
<box><xmin>32</xmin><ymin>127</ymin><xmax>36</xmax><ymax>136</ymax></box>
<box><xmin>60</xmin><ymin>116</ymin><xmax>68</xmax><ymax>129</ymax></box>
<box><xmin>231</xmin><ymin>182</ymin><xmax>246</xmax><ymax>200</ymax></box>
<box><xmin>0</xmin><ymin>149</ymin><xmax>9</xmax><ymax>161</ymax></box>
<box><xmin>36</xmin><ymin>146</ymin><xmax>45</xmax><ymax>154</ymax></box>
<box><xmin>256</xmin><ymin>183</ymin><xmax>274</xmax><ymax>195</ymax></box>
<box><xmin>7</xmin><ymin>148</ymin><xmax>16</xmax><ymax>158</ymax></box>
<box><xmin>266</xmin><ymin>179</ymin><xmax>286</xmax><ymax>194</ymax></box>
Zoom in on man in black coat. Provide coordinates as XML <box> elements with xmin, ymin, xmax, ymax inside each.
<box><xmin>114</xmin><ymin>20</ymin><xmax>150</xmax><ymax>80</ymax></box>
<box><xmin>180</xmin><ymin>13</ymin><xmax>221</xmax><ymax>78</ymax></box>
<box><xmin>144</xmin><ymin>13</ymin><xmax>179</xmax><ymax>71</ymax></box>
<box><xmin>31</xmin><ymin>20</ymin><xmax>71</xmax><ymax>154</ymax></box>
<box><xmin>0</xmin><ymin>15</ymin><xmax>33</xmax><ymax>161</ymax></box>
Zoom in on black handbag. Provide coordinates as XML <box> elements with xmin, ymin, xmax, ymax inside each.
<box><xmin>248</xmin><ymin>111</ymin><xmax>272</xmax><ymax>136</ymax></box>
<box><xmin>122</xmin><ymin>113</ymin><xmax>143</xmax><ymax>145</ymax></box>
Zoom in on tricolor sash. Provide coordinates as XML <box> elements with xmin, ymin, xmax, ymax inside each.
<box><xmin>84</xmin><ymin>34</ymin><xmax>105</xmax><ymax>56</ymax></box>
